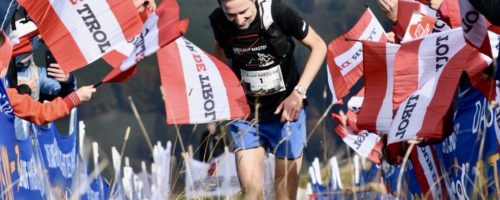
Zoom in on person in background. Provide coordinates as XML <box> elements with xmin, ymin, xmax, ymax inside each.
<box><xmin>0</xmin><ymin>30</ymin><xmax>96</xmax><ymax>126</ymax></box>
<box><xmin>210</xmin><ymin>0</ymin><xmax>327</xmax><ymax>199</ymax></box>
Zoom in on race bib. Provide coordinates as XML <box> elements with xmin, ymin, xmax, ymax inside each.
<box><xmin>240</xmin><ymin>65</ymin><xmax>286</xmax><ymax>96</ymax></box>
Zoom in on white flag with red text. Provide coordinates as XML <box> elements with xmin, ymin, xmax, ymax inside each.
<box><xmin>157</xmin><ymin>37</ymin><xmax>249</xmax><ymax>124</ymax></box>
<box><xmin>410</xmin><ymin>146</ymin><xmax>447</xmax><ymax>200</ymax></box>
<box><xmin>18</xmin><ymin>0</ymin><xmax>143</xmax><ymax>72</ymax></box>
<box><xmin>326</xmin><ymin>8</ymin><xmax>386</xmax><ymax>103</ymax></box>
<box><xmin>333</xmin><ymin>111</ymin><xmax>383</xmax><ymax>164</ymax></box>
<box><xmin>356</xmin><ymin>41</ymin><xmax>399</xmax><ymax>133</ymax></box>
<box><xmin>101</xmin><ymin>0</ymin><xmax>188</xmax><ymax>83</ymax></box>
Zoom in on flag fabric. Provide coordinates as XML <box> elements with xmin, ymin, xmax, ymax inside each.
<box><xmin>396</xmin><ymin>0</ymin><xmax>440</xmax><ymax>39</ymax></box>
<box><xmin>434</xmin><ymin>86</ymin><xmax>500</xmax><ymax>198</ymax></box>
<box><xmin>333</xmin><ymin>111</ymin><xmax>384</xmax><ymax>164</ymax></box>
<box><xmin>184</xmin><ymin>152</ymin><xmax>240</xmax><ymax>199</ymax></box>
<box><xmin>308</xmin><ymin>165</ymin><xmax>328</xmax><ymax>200</ymax></box>
<box><xmin>356</xmin><ymin>41</ymin><xmax>399</xmax><ymax>133</ymax></box>
<box><xmin>9</xmin><ymin>19</ymin><xmax>40</xmax><ymax>57</ymax></box>
<box><xmin>37</xmin><ymin>108</ymin><xmax>78</xmax><ymax>197</ymax></box>
<box><xmin>157</xmin><ymin>37</ymin><xmax>249</xmax><ymax>124</ymax></box>
<box><xmin>101</xmin><ymin>0</ymin><xmax>188</xmax><ymax>83</ymax></box>
<box><xmin>326</xmin><ymin>8</ymin><xmax>387</xmax><ymax>103</ymax></box>
<box><xmin>388</xmin><ymin>44</ymin><xmax>486</xmax><ymax>144</ymax></box>
<box><xmin>459</xmin><ymin>0</ymin><xmax>500</xmax><ymax>59</ymax></box>
<box><xmin>81</xmin><ymin>176</ymin><xmax>110</xmax><ymax>200</ymax></box>
<box><xmin>0</xmin><ymin>84</ymin><xmax>27</xmax><ymax>198</ymax></box>
<box><xmin>151</xmin><ymin>141</ymin><xmax>173</xmax><ymax>199</ymax></box>
<box><xmin>409</xmin><ymin>146</ymin><xmax>447</xmax><ymax>200</ymax></box>
<box><xmin>18</xmin><ymin>0</ymin><xmax>143</xmax><ymax>72</ymax></box>
<box><xmin>0</xmin><ymin>30</ymin><xmax>12</xmax><ymax>72</ymax></box>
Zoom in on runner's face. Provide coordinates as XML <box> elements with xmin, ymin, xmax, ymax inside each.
<box><xmin>220</xmin><ymin>0</ymin><xmax>256</xmax><ymax>30</ymax></box>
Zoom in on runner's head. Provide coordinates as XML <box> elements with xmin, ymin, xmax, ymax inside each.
<box><xmin>218</xmin><ymin>0</ymin><xmax>257</xmax><ymax>30</ymax></box>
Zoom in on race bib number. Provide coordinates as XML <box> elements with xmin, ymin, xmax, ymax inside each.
<box><xmin>240</xmin><ymin>65</ymin><xmax>286</xmax><ymax>96</ymax></box>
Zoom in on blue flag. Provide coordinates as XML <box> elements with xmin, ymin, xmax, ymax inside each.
<box><xmin>37</xmin><ymin>109</ymin><xmax>78</xmax><ymax>197</ymax></box>
<box><xmin>435</xmin><ymin>86</ymin><xmax>500</xmax><ymax>199</ymax></box>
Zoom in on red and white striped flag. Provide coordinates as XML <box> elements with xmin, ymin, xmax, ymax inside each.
<box><xmin>458</xmin><ymin>0</ymin><xmax>500</xmax><ymax>59</ymax></box>
<box><xmin>397</xmin><ymin>0</ymin><xmax>439</xmax><ymax>35</ymax></box>
<box><xmin>0</xmin><ymin>31</ymin><xmax>12</xmax><ymax>71</ymax></box>
<box><xmin>18</xmin><ymin>0</ymin><xmax>143</xmax><ymax>72</ymax></box>
<box><xmin>157</xmin><ymin>37</ymin><xmax>249</xmax><ymax>124</ymax></box>
<box><xmin>326</xmin><ymin>8</ymin><xmax>386</xmax><ymax>103</ymax></box>
<box><xmin>9</xmin><ymin>19</ymin><xmax>39</xmax><ymax>57</ymax></box>
<box><xmin>410</xmin><ymin>146</ymin><xmax>447</xmax><ymax>200</ymax></box>
<box><xmin>356</xmin><ymin>41</ymin><xmax>400</xmax><ymax>133</ymax></box>
<box><xmin>389</xmin><ymin>42</ymin><xmax>491</xmax><ymax>144</ymax></box>
<box><xmin>333</xmin><ymin>111</ymin><xmax>383</xmax><ymax>164</ymax></box>
<box><xmin>101</xmin><ymin>0</ymin><xmax>188</xmax><ymax>83</ymax></box>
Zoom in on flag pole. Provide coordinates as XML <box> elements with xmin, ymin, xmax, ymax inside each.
<box><xmin>128</xmin><ymin>96</ymin><xmax>154</xmax><ymax>153</ymax></box>
<box><xmin>93</xmin><ymin>81</ymin><xmax>103</xmax><ymax>88</ymax></box>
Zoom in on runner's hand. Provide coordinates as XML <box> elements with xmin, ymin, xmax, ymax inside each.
<box><xmin>274</xmin><ymin>91</ymin><xmax>304</xmax><ymax>122</ymax></box>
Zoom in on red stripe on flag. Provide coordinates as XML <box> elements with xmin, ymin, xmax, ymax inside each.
<box><xmin>417</xmin><ymin>46</ymin><xmax>470</xmax><ymax>139</ymax></box>
<box><xmin>157</xmin><ymin>42</ymin><xmax>190</xmax><ymax>124</ymax></box>
<box><xmin>156</xmin><ymin>0</ymin><xmax>188</xmax><ymax>47</ymax></box>
<box><xmin>18</xmin><ymin>0</ymin><xmax>87</xmax><ymax>73</ymax></box>
<box><xmin>397</xmin><ymin>1</ymin><xmax>422</xmax><ymax>35</ymax></box>
<box><xmin>409</xmin><ymin>148</ymin><xmax>433</xmax><ymax>198</ymax></box>
<box><xmin>103</xmin><ymin>50</ymin><xmax>128</xmax><ymax>68</ymax></box>
<box><xmin>438</xmin><ymin>0</ymin><xmax>462</xmax><ymax>28</ymax></box>
<box><xmin>106</xmin><ymin>0</ymin><xmax>142</xmax><ymax>40</ymax></box>
<box><xmin>357</xmin><ymin>41</ymin><xmax>391</xmax><ymax>131</ymax></box>
<box><xmin>392</xmin><ymin>40</ymin><xmax>421</xmax><ymax>110</ymax></box>
<box><xmin>206</xmin><ymin>52</ymin><xmax>249</xmax><ymax>119</ymax></box>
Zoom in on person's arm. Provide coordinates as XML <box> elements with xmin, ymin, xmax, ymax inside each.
<box><xmin>469</xmin><ymin>0</ymin><xmax>500</xmax><ymax>25</ymax></box>
<box><xmin>274</xmin><ymin>26</ymin><xmax>327</xmax><ymax>121</ymax></box>
<box><xmin>7</xmin><ymin>85</ymin><xmax>95</xmax><ymax>125</ymax></box>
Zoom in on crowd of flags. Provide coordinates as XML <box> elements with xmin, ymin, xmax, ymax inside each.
<box><xmin>0</xmin><ymin>0</ymin><xmax>499</xmax><ymax>199</ymax></box>
<box><xmin>326</xmin><ymin>0</ymin><xmax>500</xmax><ymax>199</ymax></box>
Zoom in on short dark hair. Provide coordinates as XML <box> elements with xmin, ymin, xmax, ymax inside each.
<box><xmin>217</xmin><ymin>0</ymin><xmax>253</xmax><ymax>6</ymax></box>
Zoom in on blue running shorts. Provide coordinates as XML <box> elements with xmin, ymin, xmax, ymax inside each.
<box><xmin>230</xmin><ymin>108</ymin><xmax>307</xmax><ymax>159</ymax></box>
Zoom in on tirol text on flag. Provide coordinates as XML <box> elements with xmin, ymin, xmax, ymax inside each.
<box><xmin>356</xmin><ymin>41</ymin><xmax>399</xmax><ymax>133</ymax></box>
<box><xmin>389</xmin><ymin>45</ymin><xmax>490</xmax><ymax>144</ymax></box>
<box><xmin>158</xmin><ymin>37</ymin><xmax>249</xmax><ymax>124</ymax></box>
<box><xmin>101</xmin><ymin>0</ymin><xmax>188</xmax><ymax>83</ymax></box>
<box><xmin>326</xmin><ymin>8</ymin><xmax>386</xmax><ymax>104</ymax></box>
<box><xmin>18</xmin><ymin>0</ymin><xmax>143</xmax><ymax>72</ymax></box>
